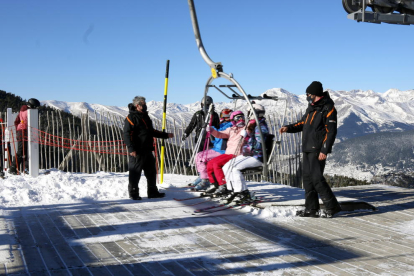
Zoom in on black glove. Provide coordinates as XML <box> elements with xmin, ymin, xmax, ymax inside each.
<box><xmin>182</xmin><ymin>133</ymin><xmax>188</xmax><ymax>141</ymax></box>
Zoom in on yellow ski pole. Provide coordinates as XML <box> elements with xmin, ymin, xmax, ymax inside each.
<box><xmin>160</xmin><ymin>60</ymin><xmax>169</xmax><ymax>184</ymax></box>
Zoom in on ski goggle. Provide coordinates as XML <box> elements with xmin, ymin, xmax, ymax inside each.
<box><xmin>220</xmin><ymin>109</ymin><xmax>232</xmax><ymax>118</ymax></box>
<box><xmin>233</xmin><ymin>114</ymin><xmax>245</xmax><ymax>121</ymax></box>
<box><xmin>220</xmin><ymin>109</ymin><xmax>232</xmax><ymax>122</ymax></box>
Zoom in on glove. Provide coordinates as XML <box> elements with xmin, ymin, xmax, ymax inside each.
<box><xmin>205</xmin><ymin>125</ymin><xmax>211</xmax><ymax>132</ymax></box>
<box><xmin>182</xmin><ymin>133</ymin><xmax>188</xmax><ymax>141</ymax></box>
<box><xmin>240</xmin><ymin>129</ymin><xmax>247</xmax><ymax>138</ymax></box>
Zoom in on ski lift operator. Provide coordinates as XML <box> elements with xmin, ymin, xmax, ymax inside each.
<box><xmin>279</xmin><ymin>81</ymin><xmax>341</xmax><ymax>218</ymax></box>
<box><xmin>123</xmin><ymin>96</ymin><xmax>174</xmax><ymax>200</ymax></box>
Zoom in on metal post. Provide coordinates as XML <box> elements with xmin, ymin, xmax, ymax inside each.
<box><xmin>362</xmin><ymin>0</ymin><xmax>366</xmax><ymax>22</ymax></box>
<box><xmin>28</xmin><ymin>109</ymin><xmax>39</xmax><ymax>177</ymax></box>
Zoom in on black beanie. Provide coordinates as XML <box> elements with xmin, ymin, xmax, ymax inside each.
<box><xmin>306</xmin><ymin>81</ymin><xmax>324</xmax><ymax>97</ymax></box>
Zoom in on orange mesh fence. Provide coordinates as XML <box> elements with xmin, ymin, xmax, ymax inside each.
<box><xmin>35</xmin><ymin>127</ymin><xmax>129</xmax><ymax>155</ymax></box>
<box><xmin>2</xmin><ymin>126</ymin><xmax>129</xmax><ymax>156</ymax></box>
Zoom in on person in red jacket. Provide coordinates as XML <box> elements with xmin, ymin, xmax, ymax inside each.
<box><xmin>10</xmin><ymin>98</ymin><xmax>40</xmax><ymax>174</ymax></box>
<box><xmin>280</xmin><ymin>81</ymin><xmax>341</xmax><ymax>218</ymax></box>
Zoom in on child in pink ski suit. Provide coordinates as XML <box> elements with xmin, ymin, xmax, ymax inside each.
<box><xmin>193</xmin><ymin>109</ymin><xmax>233</xmax><ymax>191</ymax></box>
<box><xmin>204</xmin><ymin>110</ymin><xmax>247</xmax><ymax>195</ymax></box>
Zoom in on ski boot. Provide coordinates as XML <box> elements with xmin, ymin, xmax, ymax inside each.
<box><xmin>8</xmin><ymin>166</ymin><xmax>18</xmax><ymax>175</ymax></box>
<box><xmin>320</xmin><ymin>205</ymin><xmax>342</xmax><ymax>218</ymax></box>
<box><xmin>220</xmin><ymin>191</ymin><xmax>237</xmax><ymax>204</ymax></box>
<box><xmin>192</xmin><ymin>179</ymin><xmax>210</xmax><ymax>191</ymax></box>
<box><xmin>0</xmin><ymin>171</ymin><xmax>5</xmax><ymax>179</ymax></box>
<box><xmin>296</xmin><ymin>209</ymin><xmax>319</xmax><ymax>218</ymax></box>
<box><xmin>204</xmin><ymin>183</ymin><xmax>218</xmax><ymax>195</ymax></box>
<box><xmin>188</xmin><ymin>177</ymin><xmax>202</xmax><ymax>187</ymax></box>
<box><xmin>148</xmin><ymin>192</ymin><xmax>166</xmax><ymax>198</ymax></box>
<box><xmin>231</xmin><ymin>190</ymin><xmax>252</xmax><ymax>204</ymax></box>
<box><xmin>213</xmin><ymin>185</ymin><xmax>229</xmax><ymax>197</ymax></box>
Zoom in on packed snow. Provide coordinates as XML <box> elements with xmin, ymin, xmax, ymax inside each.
<box><xmin>0</xmin><ymin>169</ymin><xmax>304</xmax><ymax>221</ymax></box>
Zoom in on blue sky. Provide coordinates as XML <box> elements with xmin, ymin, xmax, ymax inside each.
<box><xmin>1</xmin><ymin>0</ymin><xmax>412</xmax><ymax>107</ymax></box>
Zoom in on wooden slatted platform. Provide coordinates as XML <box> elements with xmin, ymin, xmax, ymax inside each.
<box><xmin>1</xmin><ymin>184</ymin><xmax>414</xmax><ymax>275</ymax></box>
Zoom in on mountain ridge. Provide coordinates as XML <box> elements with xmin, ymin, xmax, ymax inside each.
<box><xmin>42</xmin><ymin>88</ymin><xmax>414</xmax><ymax>141</ymax></box>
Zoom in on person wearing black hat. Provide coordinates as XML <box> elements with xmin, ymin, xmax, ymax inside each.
<box><xmin>182</xmin><ymin>96</ymin><xmax>220</xmax><ymax>152</ymax></box>
<box><xmin>279</xmin><ymin>81</ymin><xmax>341</xmax><ymax>218</ymax></box>
<box><xmin>123</xmin><ymin>96</ymin><xmax>174</xmax><ymax>200</ymax></box>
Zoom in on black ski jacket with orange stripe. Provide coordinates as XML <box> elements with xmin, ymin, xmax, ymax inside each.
<box><xmin>123</xmin><ymin>110</ymin><xmax>169</xmax><ymax>154</ymax></box>
<box><xmin>285</xmin><ymin>91</ymin><xmax>337</xmax><ymax>155</ymax></box>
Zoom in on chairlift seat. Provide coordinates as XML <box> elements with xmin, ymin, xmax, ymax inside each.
<box><xmin>240</xmin><ymin>134</ymin><xmax>276</xmax><ymax>176</ymax></box>
<box><xmin>240</xmin><ymin>166</ymin><xmax>263</xmax><ymax>175</ymax></box>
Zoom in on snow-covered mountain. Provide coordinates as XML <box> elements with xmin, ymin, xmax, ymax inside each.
<box><xmin>42</xmin><ymin>88</ymin><xmax>414</xmax><ymax>141</ymax></box>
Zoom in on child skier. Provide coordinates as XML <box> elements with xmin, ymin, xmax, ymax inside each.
<box><xmin>193</xmin><ymin>108</ymin><xmax>233</xmax><ymax>191</ymax></box>
<box><xmin>204</xmin><ymin>110</ymin><xmax>247</xmax><ymax>196</ymax></box>
<box><xmin>221</xmin><ymin>104</ymin><xmax>269</xmax><ymax>203</ymax></box>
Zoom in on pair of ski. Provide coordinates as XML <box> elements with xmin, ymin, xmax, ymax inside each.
<box><xmin>193</xmin><ymin>196</ymin><xmax>264</xmax><ymax>215</ymax></box>
<box><xmin>173</xmin><ymin>193</ymin><xmax>212</xmax><ymax>202</ymax></box>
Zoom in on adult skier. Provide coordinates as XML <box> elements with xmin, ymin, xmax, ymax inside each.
<box><xmin>123</xmin><ymin>96</ymin><xmax>174</xmax><ymax>200</ymax></box>
<box><xmin>279</xmin><ymin>81</ymin><xmax>341</xmax><ymax>218</ymax></box>
<box><xmin>221</xmin><ymin>104</ymin><xmax>269</xmax><ymax>203</ymax></box>
<box><xmin>192</xmin><ymin>108</ymin><xmax>233</xmax><ymax>191</ymax></box>
<box><xmin>182</xmin><ymin>96</ymin><xmax>220</xmax><ymax>152</ymax></box>
<box><xmin>183</xmin><ymin>96</ymin><xmax>220</xmax><ymax>187</ymax></box>
<box><xmin>204</xmin><ymin>110</ymin><xmax>247</xmax><ymax>196</ymax></box>
<box><xmin>9</xmin><ymin>98</ymin><xmax>40</xmax><ymax>174</ymax></box>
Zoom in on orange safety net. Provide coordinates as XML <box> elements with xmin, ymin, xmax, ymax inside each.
<box><xmin>2</xmin><ymin>126</ymin><xmax>129</xmax><ymax>156</ymax></box>
<box><xmin>35</xmin><ymin>127</ymin><xmax>129</xmax><ymax>155</ymax></box>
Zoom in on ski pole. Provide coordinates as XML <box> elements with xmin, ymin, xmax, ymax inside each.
<box><xmin>189</xmin><ymin>105</ymin><xmax>212</xmax><ymax>165</ymax></box>
<box><xmin>10</xmin><ymin>127</ymin><xmax>19</xmax><ymax>174</ymax></box>
<box><xmin>22</xmin><ymin>129</ymin><xmax>25</xmax><ymax>174</ymax></box>
<box><xmin>188</xmin><ymin>104</ymin><xmax>213</xmax><ymax>166</ymax></box>
<box><xmin>165</xmin><ymin>139</ymin><xmax>186</xmax><ymax>183</ymax></box>
<box><xmin>160</xmin><ymin>60</ymin><xmax>170</xmax><ymax>184</ymax></box>
<box><xmin>200</xmin><ymin>104</ymin><xmax>215</xmax><ymax>160</ymax></box>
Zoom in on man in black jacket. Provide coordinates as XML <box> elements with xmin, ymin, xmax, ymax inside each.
<box><xmin>280</xmin><ymin>81</ymin><xmax>341</xmax><ymax>218</ymax></box>
<box><xmin>183</xmin><ymin>96</ymin><xmax>220</xmax><ymax>152</ymax></box>
<box><xmin>123</xmin><ymin>96</ymin><xmax>174</xmax><ymax>200</ymax></box>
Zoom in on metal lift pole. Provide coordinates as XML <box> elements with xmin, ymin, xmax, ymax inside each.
<box><xmin>187</xmin><ymin>0</ymin><xmax>269</xmax><ymax>179</ymax></box>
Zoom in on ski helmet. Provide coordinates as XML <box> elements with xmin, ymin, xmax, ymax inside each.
<box><xmin>220</xmin><ymin>108</ymin><xmax>233</xmax><ymax>122</ymax></box>
<box><xmin>230</xmin><ymin>110</ymin><xmax>245</xmax><ymax>127</ymax></box>
<box><xmin>201</xmin><ymin>96</ymin><xmax>213</xmax><ymax>107</ymax></box>
<box><xmin>27</xmin><ymin>98</ymin><xmax>40</xmax><ymax>109</ymax></box>
<box><xmin>247</xmin><ymin>103</ymin><xmax>265</xmax><ymax>119</ymax></box>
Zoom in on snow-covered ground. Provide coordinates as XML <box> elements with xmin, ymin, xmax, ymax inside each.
<box><xmin>2</xmin><ymin>171</ymin><xmax>414</xmax><ymax>275</ymax></box>
<box><xmin>0</xmin><ymin>170</ymin><xmax>303</xmax><ymax>221</ymax></box>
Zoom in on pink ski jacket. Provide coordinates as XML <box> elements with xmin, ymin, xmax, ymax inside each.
<box><xmin>14</xmin><ymin>105</ymin><xmax>28</xmax><ymax>131</ymax></box>
<box><xmin>210</xmin><ymin>126</ymin><xmax>246</xmax><ymax>156</ymax></box>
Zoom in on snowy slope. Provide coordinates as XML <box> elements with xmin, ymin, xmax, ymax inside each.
<box><xmin>42</xmin><ymin>88</ymin><xmax>414</xmax><ymax>141</ymax></box>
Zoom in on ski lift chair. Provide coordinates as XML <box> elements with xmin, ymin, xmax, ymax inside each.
<box><xmin>207</xmin><ymin>84</ymin><xmax>280</xmax><ymax>179</ymax></box>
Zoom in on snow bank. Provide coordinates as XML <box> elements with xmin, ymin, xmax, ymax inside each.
<box><xmin>0</xmin><ymin>170</ymin><xmax>130</xmax><ymax>207</ymax></box>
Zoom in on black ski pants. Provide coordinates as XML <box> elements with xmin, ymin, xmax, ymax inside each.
<box><xmin>16</xmin><ymin>130</ymin><xmax>28</xmax><ymax>170</ymax></box>
<box><xmin>128</xmin><ymin>151</ymin><xmax>158</xmax><ymax>196</ymax></box>
<box><xmin>302</xmin><ymin>152</ymin><xmax>339</xmax><ymax>211</ymax></box>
